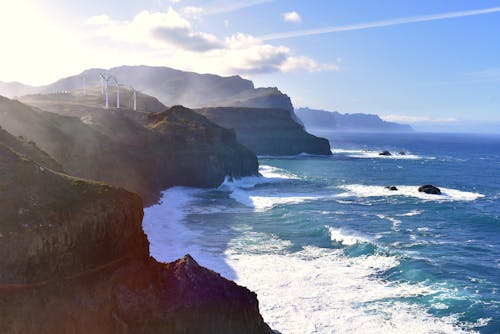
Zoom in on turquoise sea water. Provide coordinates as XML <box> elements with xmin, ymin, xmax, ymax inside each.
<box><xmin>144</xmin><ymin>132</ymin><xmax>500</xmax><ymax>333</ymax></box>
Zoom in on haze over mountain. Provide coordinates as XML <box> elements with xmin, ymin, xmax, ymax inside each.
<box><xmin>296</xmin><ymin>107</ymin><xmax>413</xmax><ymax>132</ymax></box>
<box><xmin>0</xmin><ymin>65</ymin><xmax>294</xmax><ymax>112</ymax></box>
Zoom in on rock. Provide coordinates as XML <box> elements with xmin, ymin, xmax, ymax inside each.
<box><xmin>385</xmin><ymin>186</ymin><xmax>398</xmax><ymax>191</ymax></box>
<box><xmin>0</xmin><ymin>143</ymin><xmax>273</xmax><ymax>333</ymax></box>
<box><xmin>197</xmin><ymin>107</ymin><xmax>332</xmax><ymax>156</ymax></box>
<box><xmin>399</xmin><ymin>151</ymin><xmax>406</xmax><ymax>155</ymax></box>
<box><xmin>379</xmin><ymin>150</ymin><xmax>392</xmax><ymax>156</ymax></box>
<box><xmin>418</xmin><ymin>184</ymin><xmax>441</xmax><ymax>195</ymax></box>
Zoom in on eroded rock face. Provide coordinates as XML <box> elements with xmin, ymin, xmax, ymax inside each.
<box><xmin>198</xmin><ymin>107</ymin><xmax>332</xmax><ymax>156</ymax></box>
<box><xmin>0</xmin><ymin>142</ymin><xmax>272</xmax><ymax>334</ymax></box>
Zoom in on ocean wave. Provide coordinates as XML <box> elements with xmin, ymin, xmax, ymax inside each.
<box><xmin>225</xmin><ymin>244</ymin><xmax>474</xmax><ymax>334</ymax></box>
<box><xmin>219</xmin><ymin>165</ymin><xmax>299</xmax><ymax>191</ymax></box>
<box><xmin>398</xmin><ymin>210</ymin><xmax>424</xmax><ymax>216</ymax></box>
<box><xmin>230</xmin><ymin>189</ymin><xmax>321</xmax><ymax>211</ymax></box>
<box><xmin>328</xmin><ymin>226</ymin><xmax>371</xmax><ymax>246</ymax></box>
<box><xmin>332</xmin><ymin>148</ymin><xmax>432</xmax><ymax>160</ymax></box>
<box><xmin>337</xmin><ymin>184</ymin><xmax>484</xmax><ymax>202</ymax></box>
<box><xmin>143</xmin><ymin>188</ymin><xmax>479</xmax><ymax>334</ymax></box>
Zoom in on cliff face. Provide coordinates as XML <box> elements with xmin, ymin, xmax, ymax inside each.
<box><xmin>198</xmin><ymin>107</ymin><xmax>332</xmax><ymax>156</ymax></box>
<box><xmin>0</xmin><ymin>96</ymin><xmax>258</xmax><ymax>205</ymax></box>
<box><xmin>0</xmin><ymin>140</ymin><xmax>273</xmax><ymax>333</ymax></box>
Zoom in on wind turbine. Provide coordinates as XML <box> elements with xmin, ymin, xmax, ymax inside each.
<box><xmin>130</xmin><ymin>87</ymin><xmax>138</xmax><ymax>111</ymax></box>
<box><xmin>99</xmin><ymin>73</ymin><xmax>112</xmax><ymax>109</ymax></box>
<box><xmin>110</xmin><ymin>76</ymin><xmax>121</xmax><ymax>109</ymax></box>
<box><xmin>82</xmin><ymin>75</ymin><xmax>87</xmax><ymax>96</ymax></box>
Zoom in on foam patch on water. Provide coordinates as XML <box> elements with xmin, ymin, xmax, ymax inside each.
<box><xmin>337</xmin><ymin>184</ymin><xmax>484</xmax><ymax>202</ymax></box>
<box><xmin>220</xmin><ymin>165</ymin><xmax>299</xmax><ymax>191</ymax></box>
<box><xmin>328</xmin><ymin>226</ymin><xmax>370</xmax><ymax>246</ymax></box>
<box><xmin>230</xmin><ymin>189</ymin><xmax>321</xmax><ymax>211</ymax></box>
<box><xmin>332</xmin><ymin>148</ymin><xmax>432</xmax><ymax>160</ymax></box>
<box><xmin>398</xmin><ymin>210</ymin><xmax>424</xmax><ymax>216</ymax></box>
<box><xmin>142</xmin><ymin>187</ymin><xmax>202</xmax><ymax>262</ymax></box>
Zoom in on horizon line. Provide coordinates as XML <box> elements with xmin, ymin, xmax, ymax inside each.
<box><xmin>259</xmin><ymin>6</ymin><xmax>500</xmax><ymax>41</ymax></box>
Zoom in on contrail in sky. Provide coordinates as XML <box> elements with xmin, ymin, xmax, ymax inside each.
<box><xmin>259</xmin><ymin>7</ymin><xmax>500</xmax><ymax>41</ymax></box>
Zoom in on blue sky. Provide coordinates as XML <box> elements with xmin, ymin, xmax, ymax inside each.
<box><xmin>1</xmin><ymin>0</ymin><xmax>499</xmax><ymax>125</ymax></box>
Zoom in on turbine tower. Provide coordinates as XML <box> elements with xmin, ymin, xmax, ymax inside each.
<box><xmin>130</xmin><ymin>87</ymin><xmax>138</xmax><ymax>111</ymax></box>
<box><xmin>99</xmin><ymin>73</ymin><xmax>112</xmax><ymax>109</ymax></box>
<box><xmin>110</xmin><ymin>77</ymin><xmax>121</xmax><ymax>109</ymax></box>
<box><xmin>82</xmin><ymin>75</ymin><xmax>87</xmax><ymax>96</ymax></box>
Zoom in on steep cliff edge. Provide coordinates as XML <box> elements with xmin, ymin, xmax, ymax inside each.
<box><xmin>198</xmin><ymin>107</ymin><xmax>332</xmax><ymax>156</ymax></box>
<box><xmin>0</xmin><ymin>142</ymin><xmax>273</xmax><ymax>333</ymax></box>
<box><xmin>0</xmin><ymin>96</ymin><xmax>258</xmax><ymax>205</ymax></box>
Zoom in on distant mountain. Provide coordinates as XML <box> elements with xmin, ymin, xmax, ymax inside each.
<box><xmin>295</xmin><ymin>107</ymin><xmax>413</xmax><ymax>132</ymax></box>
<box><xmin>0</xmin><ymin>65</ymin><xmax>293</xmax><ymax>111</ymax></box>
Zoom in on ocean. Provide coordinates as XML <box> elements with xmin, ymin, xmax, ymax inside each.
<box><xmin>143</xmin><ymin>132</ymin><xmax>500</xmax><ymax>334</ymax></box>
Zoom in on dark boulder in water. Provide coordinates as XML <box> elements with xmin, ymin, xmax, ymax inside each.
<box><xmin>418</xmin><ymin>184</ymin><xmax>441</xmax><ymax>195</ymax></box>
<box><xmin>379</xmin><ymin>150</ymin><xmax>392</xmax><ymax>156</ymax></box>
<box><xmin>385</xmin><ymin>186</ymin><xmax>398</xmax><ymax>191</ymax></box>
<box><xmin>399</xmin><ymin>151</ymin><xmax>406</xmax><ymax>155</ymax></box>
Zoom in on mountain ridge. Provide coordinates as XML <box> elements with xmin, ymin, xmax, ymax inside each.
<box><xmin>296</xmin><ymin>107</ymin><xmax>414</xmax><ymax>132</ymax></box>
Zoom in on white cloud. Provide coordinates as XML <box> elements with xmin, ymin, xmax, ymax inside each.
<box><xmin>85</xmin><ymin>8</ymin><xmax>338</xmax><ymax>76</ymax></box>
<box><xmin>381</xmin><ymin>114</ymin><xmax>458</xmax><ymax>123</ymax></box>
<box><xmin>282</xmin><ymin>11</ymin><xmax>301</xmax><ymax>23</ymax></box>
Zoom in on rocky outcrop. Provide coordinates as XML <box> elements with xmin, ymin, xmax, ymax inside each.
<box><xmin>198</xmin><ymin>107</ymin><xmax>332</xmax><ymax>156</ymax></box>
<box><xmin>418</xmin><ymin>185</ymin><xmax>441</xmax><ymax>195</ymax></box>
<box><xmin>0</xmin><ymin>143</ymin><xmax>273</xmax><ymax>333</ymax></box>
<box><xmin>0</xmin><ymin>96</ymin><xmax>258</xmax><ymax>205</ymax></box>
<box><xmin>379</xmin><ymin>151</ymin><xmax>392</xmax><ymax>156</ymax></box>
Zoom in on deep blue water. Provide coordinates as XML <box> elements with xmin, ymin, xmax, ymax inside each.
<box><xmin>144</xmin><ymin>132</ymin><xmax>500</xmax><ymax>333</ymax></box>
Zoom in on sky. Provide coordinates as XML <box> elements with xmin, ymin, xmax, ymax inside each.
<box><xmin>1</xmin><ymin>0</ymin><xmax>499</xmax><ymax>126</ymax></box>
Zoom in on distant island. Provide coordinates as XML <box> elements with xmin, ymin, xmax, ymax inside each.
<box><xmin>296</xmin><ymin>107</ymin><xmax>414</xmax><ymax>132</ymax></box>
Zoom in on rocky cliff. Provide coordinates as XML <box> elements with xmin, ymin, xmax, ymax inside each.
<box><xmin>198</xmin><ymin>107</ymin><xmax>332</xmax><ymax>156</ymax></box>
<box><xmin>0</xmin><ymin>95</ymin><xmax>258</xmax><ymax>205</ymax></box>
<box><xmin>0</xmin><ymin>141</ymin><xmax>273</xmax><ymax>333</ymax></box>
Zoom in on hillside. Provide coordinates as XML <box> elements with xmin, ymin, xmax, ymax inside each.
<box><xmin>0</xmin><ymin>95</ymin><xmax>258</xmax><ymax>205</ymax></box>
<box><xmin>1</xmin><ymin>65</ymin><xmax>294</xmax><ymax>111</ymax></box>
<box><xmin>296</xmin><ymin>107</ymin><xmax>413</xmax><ymax>132</ymax></box>
<box><xmin>198</xmin><ymin>107</ymin><xmax>332</xmax><ymax>156</ymax></box>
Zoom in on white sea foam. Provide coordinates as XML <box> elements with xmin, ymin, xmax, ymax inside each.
<box><xmin>337</xmin><ymin>184</ymin><xmax>484</xmax><ymax>202</ymax></box>
<box><xmin>398</xmin><ymin>210</ymin><xmax>424</xmax><ymax>216</ymax></box>
<box><xmin>142</xmin><ymin>187</ymin><xmax>202</xmax><ymax>262</ymax></box>
<box><xmin>143</xmin><ymin>188</ymin><xmax>478</xmax><ymax>334</ymax></box>
<box><xmin>225</xmin><ymin>245</ymin><xmax>474</xmax><ymax>334</ymax></box>
<box><xmin>332</xmin><ymin>148</ymin><xmax>432</xmax><ymax>160</ymax></box>
<box><xmin>219</xmin><ymin>165</ymin><xmax>299</xmax><ymax>192</ymax></box>
<box><xmin>328</xmin><ymin>226</ymin><xmax>370</xmax><ymax>246</ymax></box>
<box><xmin>230</xmin><ymin>189</ymin><xmax>321</xmax><ymax>211</ymax></box>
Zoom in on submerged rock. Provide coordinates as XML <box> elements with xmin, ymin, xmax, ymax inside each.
<box><xmin>379</xmin><ymin>150</ymin><xmax>392</xmax><ymax>156</ymax></box>
<box><xmin>418</xmin><ymin>184</ymin><xmax>441</xmax><ymax>195</ymax></box>
<box><xmin>385</xmin><ymin>186</ymin><xmax>398</xmax><ymax>191</ymax></box>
